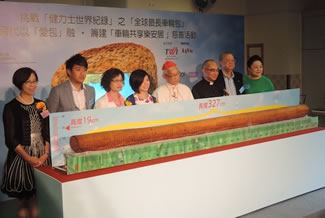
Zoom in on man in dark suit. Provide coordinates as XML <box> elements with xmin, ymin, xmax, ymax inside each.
<box><xmin>192</xmin><ymin>59</ymin><xmax>224</xmax><ymax>99</ymax></box>
<box><xmin>217</xmin><ymin>52</ymin><xmax>244</xmax><ymax>96</ymax></box>
<box><xmin>47</xmin><ymin>54</ymin><xmax>95</xmax><ymax>112</ymax></box>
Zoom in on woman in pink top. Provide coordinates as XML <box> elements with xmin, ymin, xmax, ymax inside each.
<box><xmin>94</xmin><ymin>68</ymin><xmax>125</xmax><ymax>109</ymax></box>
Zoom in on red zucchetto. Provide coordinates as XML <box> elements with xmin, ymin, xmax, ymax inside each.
<box><xmin>162</xmin><ymin>61</ymin><xmax>177</xmax><ymax>70</ymax></box>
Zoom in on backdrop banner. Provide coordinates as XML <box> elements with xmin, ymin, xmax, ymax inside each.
<box><xmin>0</xmin><ymin>1</ymin><xmax>245</xmax><ymax>198</ymax></box>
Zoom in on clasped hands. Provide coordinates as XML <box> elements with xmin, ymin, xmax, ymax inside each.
<box><xmin>29</xmin><ymin>153</ymin><xmax>48</xmax><ymax>167</ymax></box>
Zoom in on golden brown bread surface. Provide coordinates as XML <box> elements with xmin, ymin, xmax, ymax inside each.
<box><xmin>51</xmin><ymin>42</ymin><xmax>157</xmax><ymax>88</ymax></box>
<box><xmin>70</xmin><ymin>104</ymin><xmax>310</xmax><ymax>153</ymax></box>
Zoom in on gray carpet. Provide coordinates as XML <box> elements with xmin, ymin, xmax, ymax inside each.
<box><xmin>305</xmin><ymin>209</ymin><xmax>325</xmax><ymax>218</ymax></box>
<box><xmin>239</xmin><ymin>188</ymin><xmax>325</xmax><ymax>218</ymax></box>
<box><xmin>0</xmin><ymin>199</ymin><xmax>18</xmax><ymax>218</ymax></box>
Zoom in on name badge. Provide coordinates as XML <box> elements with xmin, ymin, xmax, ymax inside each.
<box><xmin>41</xmin><ymin>110</ymin><xmax>50</xmax><ymax>118</ymax></box>
<box><xmin>239</xmin><ymin>86</ymin><xmax>245</xmax><ymax>93</ymax></box>
<box><xmin>89</xmin><ymin>98</ymin><xmax>95</xmax><ymax>107</ymax></box>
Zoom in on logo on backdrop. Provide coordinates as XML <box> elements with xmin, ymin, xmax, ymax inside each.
<box><xmin>180</xmin><ymin>42</ymin><xmax>190</xmax><ymax>45</ymax></box>
<box><xmin>165</xmin><ymin>47</ymin><xmax>178</xmax><ymax>58</ymax></box>
<box><xmin>181</xmin><ymin>48</ymin><xmax>193</xmax><ymax>54</ymax></box>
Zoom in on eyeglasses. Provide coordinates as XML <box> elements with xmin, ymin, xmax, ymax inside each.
<box><xmin>111</xmin><ymin>79</ymin><xmax>124</xmax><ymax>83</ymax></box>
<box><xmin>165</xmin><ymin>73</ymin><xmax>180</xmax><ymax>78</ymax></box>
<box><xmin>223</xmin><ymin>59</ymin><xmax>236</xmax><ymax>63</ymax></box>
<box><xmin>205</xmin><ymin>68</ymin><xmax>218</xmax><ymax>73</ymax></box>
<box><xmin>24</xmin><ymin>80</ymin><xmax>38</xmax><ymax>85</ymax></box>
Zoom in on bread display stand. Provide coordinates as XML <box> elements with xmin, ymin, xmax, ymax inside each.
<box><xmin>35</xmin><ymin>127</ymin><xmax>325</xmax><ymax>218</ymax></box>
<box><xmin>65</xmin><ymin>116</ymin><xmax>317</xmax><ymax>174</ymax></box>
<box><xmin>49</xmin><ymin>89</ymin><xmax>303</xmax><ymax>168</ymax></box>
<box><xmin>36</xmin><ymin>89</ymin><xmax>325</xmax><ymax>217</ymax></box>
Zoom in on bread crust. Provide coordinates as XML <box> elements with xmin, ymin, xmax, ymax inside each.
<box><xmin>51</xmin><ymin>43</ymin><xmax>158</xmax><ymax>89</ymax></box>
<box><xmin>70</xmin><ymin>104</ymin><xmax>310</xmax><ymax>153</ymax></box>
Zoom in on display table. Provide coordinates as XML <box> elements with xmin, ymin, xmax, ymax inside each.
<box><xmin>311</xmin><ymin>108</ymin><xmax>325</xmax><ymax>127</ymax></box>
<box><xmin>35</xmin><ymin>128</ymin><xmax>325</xmax><ymax>218</ymax></box>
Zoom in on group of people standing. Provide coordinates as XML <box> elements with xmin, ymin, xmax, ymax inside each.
<box><xmin>1</xmin><ymin>51</ymin><xmax>274</xmax><ymax>218</ymax></box>
<box><xmin>45</xmin><ymin>52</ymin><xmax>275</xmax><ymax>113</ymax></box>
<box><xmin>192</xmin><ymin>52</ymin><xmax>275</xmax><ymax>99</ymax></box>
<box><xmin>46</xmin><ymin>54</ymin><xmax>158</xmax><ymax>112</ymax></box>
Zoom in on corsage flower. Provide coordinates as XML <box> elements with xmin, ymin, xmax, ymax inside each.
<box><xmin>124</xmin><ymin>100</ymin><xmax>133</xmax><ymax>106</ymax></box>
<box><xmin>36</xmin><ymin>102</ymin><xmax>46</xmax><ymax>112</ymax></box>
<box><xmin>36</xmin><ymin>101</ymin><xmax>50</xmax><ymax>118</ymax></box>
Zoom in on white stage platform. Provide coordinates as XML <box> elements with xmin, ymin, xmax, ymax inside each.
<box><xmin>34</xmin><ymin>128</ymin><xmax>325</xmax><ymax>218</ymax></box>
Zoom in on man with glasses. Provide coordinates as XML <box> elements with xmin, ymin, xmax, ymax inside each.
<box><xmin>192</xmin><ymin>59</ymin><xmax>224</xmax><ymax>99</ymax></box>
<box><xmin>47</xmin><ymin>54</ymin><xmax>95</xmax><ymax>112</ymax></box>
<box><xmin>217</xmin><ymin>52</ymin><xmax>244</xmax><ymax>96</ymax></box>
<box><xmin>153</xmin><ymin>61</ymin><xmax>193</xmax><ymax>103</ymax></box>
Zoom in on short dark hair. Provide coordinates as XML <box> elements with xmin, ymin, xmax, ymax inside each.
<box><xmin>129</xmin><ymin>69</ymin><xmax>150</xmax><ymax>93</ymax></box>
<box><xmin>12</xmin><ymin>67</ymin><xmax>38</xmax><ymax>90</ymax></box>
<box><xmin>65</xmin><ymin>54</ymin><xmax>88</xmax><ymax>72</ymax></box>
<box><xmin>247</xmin><ymin>55</ymin><xmax>263</xmax><ymax>69</ymax></box>
<box><xmin>101</xmin><ymin>68</ymin><xmax>124</xmax><ymax>92</ymax></box>
<box><xmin>218</xmin><ymin>52</ymin><xmax>234</xmax><ymax>62</ymax></box>
<box><xmin>202</xmin><ymin>59</ymin><xmax>217</xmax><ymax>69</ymax></box>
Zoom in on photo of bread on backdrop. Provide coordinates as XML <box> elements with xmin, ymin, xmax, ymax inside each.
<box><xmin>51</xmin><ymin>42</ymin><xmax>158</xmax><ymax>93</ymax></box>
